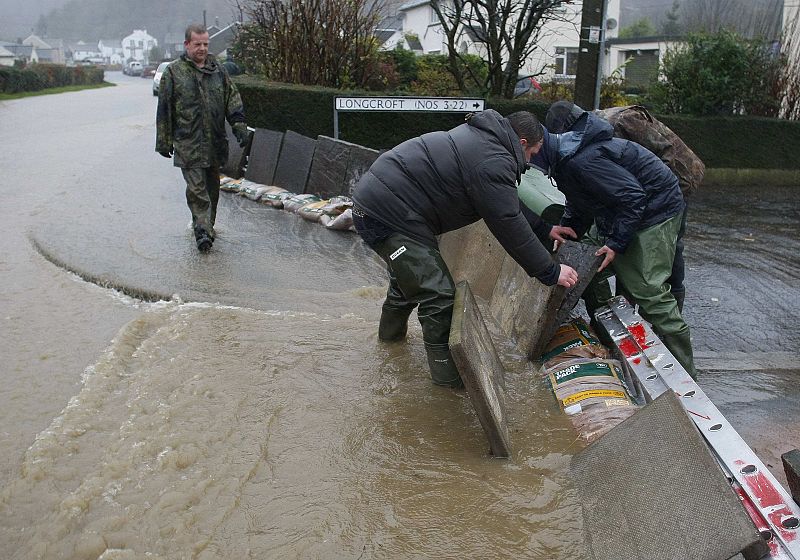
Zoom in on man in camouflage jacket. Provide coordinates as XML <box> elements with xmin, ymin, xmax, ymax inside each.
<box><xmin>156</xmin><ymin>23</ymin><xmax>248</xmax><ymax>251</ymax></box>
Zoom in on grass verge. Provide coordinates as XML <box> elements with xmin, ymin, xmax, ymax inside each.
<box><xmin>0</xmin><ymin>81</ymin><xmax>115</xmax><ymax>100</ymax></box>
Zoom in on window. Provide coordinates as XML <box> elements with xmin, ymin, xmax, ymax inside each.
<box><xmin>430</xmin><ymin>4</ymin><xmax>439</xmax><ymax>24</ymax></box>
<box><xmin>554</xmin><ymin>47</ymin><xmax>579</xmax><ymax>76</ymax></box>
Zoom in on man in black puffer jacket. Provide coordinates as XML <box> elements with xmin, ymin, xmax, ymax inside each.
<box><xmin>535</xmin><ymin>109</ymin><xmax>696</xmax><ymax>378</ymax></box>
<box><xmin>352</xmin><ymin>110</ymin><xmax>579</xmax><ymax>388</ymax></box>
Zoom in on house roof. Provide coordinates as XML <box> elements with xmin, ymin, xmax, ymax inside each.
<box><xmin>0</xmin><ymin>45</ymin><xmax>14</xmax><ymax>58</ymax></box>
<box><xmin>5</xmin><ymin>44</ymin><xmax>33</xmax><ymax>57</ymax></box>
<box><xmin>399</xmin><ymin>0</ymin><xmax>429</xmax><ymax>10</ymax></box>
<box><xmin>99</xmin><ymin>39</ymin><xmax>121</xmax><ymax>48</ymax></box>
<box><xmin>209</xmin><ymin>23</ymin><xmax>239</xmax><ymax>56</ymax></box>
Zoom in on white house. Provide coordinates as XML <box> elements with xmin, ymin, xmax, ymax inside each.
<box><xmin>390</xmin><ymin>0</ymin><xmax>621</xmax><ymax>82</ymax></box>
<box><xmin>122</xmin><ymin>29</ymin><xmax>158</xmax><ymax>64</ymax></box>
<box><xmin>68</xmin><ymin>40</ymin><xmax>103</xmax><ymax>63</ymax></box>
<box><xmin>0</xmin><ymin>45</ymin><xmax>15</xmax><ymax>67</ymax></box>
<box><xmin>23</xmin><ymin>34</ymin><xmax>67</xmax><ymax>64</ymax></box>
<box><xmin>98</xmin><ymin>39</ymin><xmax>124</xmax><ymax>65</ymax></box>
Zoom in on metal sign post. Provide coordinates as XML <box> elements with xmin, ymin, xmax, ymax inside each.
<box><xmin>333</xmin><ymin>96</ymin><xmax>486</xmax><ymax>139</ymax></box>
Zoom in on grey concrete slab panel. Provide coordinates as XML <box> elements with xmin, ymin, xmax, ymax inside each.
<box><xmin>781</xmin><ymin>449</ymin><xmax>800</xmax><ymax>506</ymax></box>
<box><xmin>307</xmin><ymin>136</ymin><xmax>351</xmax><ymax>198</ymax></box>
<box><xmin>221</xmin><ymin>121</ymin><xmax>250</xmax><ymax>179</ymax></box>
<box><xmin>344</xmin><ymin>144</ymin><xmax>380</xmax><ymax>197</ymax></box>
<box><xmin>272</xmin><ymin>130</ymin><xmax>316</xmax><ymax>194</ymax></box>
<box><xmin>571</xmin><ymin>391</ymin><xmax>767</xmax><ymax>560</ymax></box>
<box><xmin>245</xmin><ymin>128</ymin><xmax>284</xmax><ymax>185</ymax></box>
<box><xmin>488</xmin><ymin>255</ymin><xmax>561</xmax><ymax>359</ymax></box>
<box><xmin>438</xmin><ymin>220</ymin><xmax>506</xmax><ymax>302</ymax></box>
<box><xmin>449</xmin><ymin>281</ymin><xmax>511</xmax><ymax>458</ymax></box>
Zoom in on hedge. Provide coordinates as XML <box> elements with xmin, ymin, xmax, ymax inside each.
<box><xmin>234</xmin><ymin>76</ymin><xmax>800</xmax><ymax>169</ymax></box>
<box><xmin>0</xmin><ymin>64</ymin><xmax>105</xmax><ymax>94</ymax></box>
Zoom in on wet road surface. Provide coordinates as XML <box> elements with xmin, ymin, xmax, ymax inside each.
<box><xmin>0</xmin><ymin>72</ymin><xmax>797</xmax><ymax>558</ymax></box>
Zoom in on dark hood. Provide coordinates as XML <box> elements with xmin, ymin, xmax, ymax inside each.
<box><xmin>553</xmin><ymin>111</ymin><xmax>614</xmax><ymax>165</ymax></box>
<box><xmin>467</xmin><ymin>109</ymin><xmax>527</xmax><ymax>181</ymax></box>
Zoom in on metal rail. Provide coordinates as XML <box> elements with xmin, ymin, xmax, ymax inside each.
<box><xmin>595</xmin><ymin>296</ymin><xmax>800</xmax><ymax>559</ymax></box>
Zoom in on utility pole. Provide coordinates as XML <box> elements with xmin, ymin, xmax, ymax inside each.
<box><xmin>203</xmin><ymin>10</ymin><xmax>207</xmax><ymax>28</ymax></box>
<box><xmin>574</xmin><ymin>0</ymin><xmax>608</xmax><ymax>110</ymax></box>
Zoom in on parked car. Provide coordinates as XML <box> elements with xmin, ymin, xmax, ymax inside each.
<box><xmin>123</xmin><ymin>61</ymin><xmax>143</xmax><ymax>76</ymax></box>
<box><xmin>152</xmin><ymin>61</ymin><xmax>171</xmax><ymax>96</ymax></box>
<box><xmin>141</xmin><ymin>65</ymin><xmax>157</xmax><ymax>78</ymax></box>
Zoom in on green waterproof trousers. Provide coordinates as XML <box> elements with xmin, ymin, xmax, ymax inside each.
<box><xmin>182</xmin><ymin>166</ymin><xmax>220</xmax><ymax>239</ymax></box>
<box><xmin>370</xmin><ymin>233</ymin><xmax>463</xmax><ymax>388</ymax></box>
<box><xmin>582</xmin><ymin>214</ymin><xmax>697</xmax><ymax>378</ymax></box>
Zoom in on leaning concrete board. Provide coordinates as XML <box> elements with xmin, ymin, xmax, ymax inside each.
<box><xmin>245</xmin><ymin>128</ymin><xmax>284</xmax><ymax>186</ymax></box>
<box><xmin>307</xmin><ymin>136</ymin><xmax>351</xmax><ymax>198</ymax></box>
<box><xmin>571</xmin><ymin>391</ymin><xmax>767</xmax><ymax>560</ymax></box>
<box><xmin>488</xmin><ymin>254</ymin><xmax>561</xmax><ymax>359</ymax></box>
<box><xmin>344</xmin><ymin>144</ymin><xmax>380</xmax><ymax>196</ymax></box>
<box><xmin>221</xmin><ymin>121</ymin><xmax>250</xmax><ymax>179</ymax></box>
<box><xmin>272</xmin><ymin>130</ymin><xmax>316</xmax><ymax>194</ymax></box>
<box><xmin>449</xmin><ymin>280</ymin><xmax>511</xmax><ymax>458</ymax></box>
<box><xmin>525</xmin><ymin>240</ymin><xmax>605</xmax><ymax>358</ymax></box>
<box><xmin>438</xmin><ymin>220</ymin><xmax>505</xmax><ymax>302</ymax></box>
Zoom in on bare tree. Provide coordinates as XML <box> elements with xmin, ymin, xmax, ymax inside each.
<box><xmin>779</xmin><ymin>7</ymin><xmax>800</xmax><ymax>120</ymax></box>
<box><xmin>234</xmin><ymin>0</ymin><xmax>385</xmax><ymax>88</ymax></box>
<box><xmin>681</xmin><ymin>0</ymin><xmax>783</xmax><ymax>40</ymax></box>
<box><xmin>431</xmin><ymin>0</ymin><xmax>577</xmax><ymax>98</ymax></box>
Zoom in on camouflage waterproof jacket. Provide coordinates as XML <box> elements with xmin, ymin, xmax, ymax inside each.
<box><xmin>156</xmin><ymin>54</ymin><xmax>245</xmax><ymax>169</ymax></box>
<box><xmin>597</xmin><ymin>106</ymin><xmax>705</xmax><ymax>197</ymax></box>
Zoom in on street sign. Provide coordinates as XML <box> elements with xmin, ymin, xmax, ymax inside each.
<box><xmin>334</xmin><ymin>96</ymin><xmax>485</xmax><ymax>113</ymax></box>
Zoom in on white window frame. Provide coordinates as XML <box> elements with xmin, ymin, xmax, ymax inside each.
<box><xmin>554</xmin><ymin>46</ymin><xmax>579</xmax><ymax>77</ymax></box>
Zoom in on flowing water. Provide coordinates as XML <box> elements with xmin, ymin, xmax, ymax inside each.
<box><xmin>0</xmin><ymin>73</ymin><xmax>797</xmax><ymax>559</ymax></box>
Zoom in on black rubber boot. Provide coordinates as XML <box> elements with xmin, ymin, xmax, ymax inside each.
<box><xmin>194</xmin><ymin>225</ymin><xmax>213</xmax><ymax>252</ymax></box>
<box><xmin>424</xmin><ymin>342</ymin><xmax>463</xmax><ymax>388</ymax></box>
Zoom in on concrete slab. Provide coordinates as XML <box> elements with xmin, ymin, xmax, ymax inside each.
<box><xmin>449</xmin><ymin>280</ymin><xmax>511</xmax><ymax>458</ymax></box>
<box><xmin>273</xmin><ymin>130</ymin><xmax>316</xmax><ymax>194</ymax></box>
<box><xmin>487</xmin><ymin>253</ymin><xmax>559</xmax><ymax>359</ymax></box>
<box><xmin>245</xmin><ymin>129</ymin><xmax>284</xmax><ymax>186</ymax></box>
<box><xmin>307</xmin><ymin>136</ymin><xmax>351</xmax><ymax>198</ymax></box>
<box><xmin>547</xmin><ymin>241</ymin><xmax>604</xmax><ymax>344</ymax></box>
<box><xmin>438</xmin><ymin>220</ymin><xmax>506</xmax><ymax>301</ymax></box>
<box><xmin>782</xmin><ymin>449</ymin><xmax>800</xmax><ymax>506</ymax></box>
<box><xmin>221</xmin><ymin>122</ymin><xmax>250</xmax><ymax>179</ymax></box>
<box><xmin>571</xmin><ymin>391</ymin><xmax>767</xmax><ymax>560</ymax></box>
<box><xmin>344</xmin><ymin>144</ymin><xmax>380</xmax><ymax>196</ymax></box>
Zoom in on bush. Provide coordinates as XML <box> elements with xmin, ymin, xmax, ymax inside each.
<box><xmin>0</xmin><ymin>64</ymin><xmax>104</xmax><ymax>94</ymax></box>
<box><xmin>646</xmin><ymin>31</ymin><xmax>782</xmax><ymax>116</ymax></box>
<box><xmin>233</xmin><ymin>77</ymin><xmax>800</xmax><ymax>168</ymax></box>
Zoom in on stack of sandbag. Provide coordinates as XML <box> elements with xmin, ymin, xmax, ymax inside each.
<box><xmin>540</xmin><ymin>319</ymin><xmax>638</xmax><ymax>442</ymax></box>
<box><xmin>217</xmin><ymin>174</ymin><xmax>356</xmax><ymax>232</ymax></box>
<box><xmin>220</xmin><ymin>176</ymin><xmax>243</xmax><ymax>192</ymax></box>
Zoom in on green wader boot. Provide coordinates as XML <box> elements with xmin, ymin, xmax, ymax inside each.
<box><xmin>378</xmin><ymin>272</ymin><xmax>416</xmax><ymax>342</ymax></box>
<box><xmin>372</xmin><ymin>233</ymin><xmax>463</xmax><ymax>388</ymax></box>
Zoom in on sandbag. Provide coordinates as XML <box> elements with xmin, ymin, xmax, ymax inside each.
<box><xmin>283</xmin><ymin>194</ymin><xmax>321</xmax><ymax>214</ymax></box>
<box><xmin>219</xmin><ymin>176</ymin><xmax>243</xmax><ymax>192</ymax></box>
<box><xmin>298</xmin><ymin>200</ymin><xmax>329</xmax><ymax>222</ymax></box>
<box><xmin>261</xmin><ymin>189</ymin><xmax>292</xmax><ymax>208</ymax></box>
<box><xmin>320</xmin><ymin>196</ymin><xmax>353</xmax><ymax>216</ymax></box>
<box><xmin>320</xmin><ymin>208</ymin><xmax>355</xmax><ymax>231</ymax></box>
<box><xmin>540</xmin><ymin>319</ymin><xmax>609</xmax><ymax>366</ymax></box>
<box><xmin>256</xmin><ymin>186</ymin><xmax>288</xmax><ymax>205</ymax></box>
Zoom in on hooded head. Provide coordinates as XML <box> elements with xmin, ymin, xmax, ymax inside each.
<box><xmin>545</xmin><ymin>101</ymin><xmax>585</xmax><ymax>134</ymax></box>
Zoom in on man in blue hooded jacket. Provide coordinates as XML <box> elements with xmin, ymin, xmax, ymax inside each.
<box><xmin>352</xmin><ymin>110</ymin><xmax>578</xmax><ymax>388</ymax></box>
<box><xmin>533</xmin><ymin>108</ymin><xmax>696</xmax><ymax>378</ymax></box>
